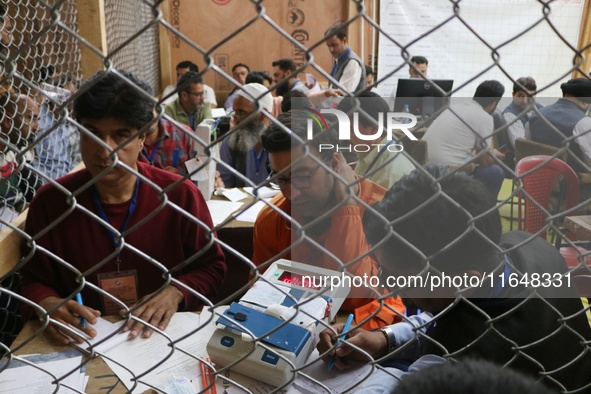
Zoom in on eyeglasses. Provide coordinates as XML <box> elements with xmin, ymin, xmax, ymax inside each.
<box><xmin>189</xmin><ymin>91</ymin><xmax>204</xmax><ymax>98</ymax></box>
<box><xmin>231</xmin><ymin>109</ymin><xmax>254</xmax><ymax>120</ymax></box>
<box><xmin>268</xmin><ymin>165</ymin><xmax>322</xmax><ymax>190</ymax></box>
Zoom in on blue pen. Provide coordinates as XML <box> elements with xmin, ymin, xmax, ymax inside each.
<box><xmin>75</xmin><ymin>293</ymin><xmax>86</xmax><ymax>328</ymax></box>
<box><xmin>211</xmin><ymin>117</ymin><xmax>222</xmax><ymax>133</ymax></box>
<box><xmin>172</xmin><ymin>148</ymin><xmax>180</xmax><ymax>168</ymax></box>
<box><xmin>328</xmin><ymin>313</ymin><xmax>354</xmax><ymax>371</ymax></box>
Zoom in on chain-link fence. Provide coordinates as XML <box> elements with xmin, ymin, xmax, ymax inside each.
<box><xmin>104</xmin><ymin>0</ymin><xmax>161</xmax><ymax>95</ymax></box>
<box><xmin>1</xmin><ymin>0</ymin><xmax>591</xmax><ymax>393</ymax></box>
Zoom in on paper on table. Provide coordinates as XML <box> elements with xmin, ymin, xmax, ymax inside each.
<box><xmin>243</xmin><ymin>186</ymin><xmax>280</xmax><ymax>199</ymax></box>
<box><xmin>291</xmin><ymin>349</ymin><xmax>372</xmax><ymax>393</ymax></box>
<box><xmin>101</xmin><ymin>312</ymin><xmax>208</xmax><ymax>393</ymax></box>
<box><xmin>211</xmin><ymin>108</ymin><xmax>227</xmax><ymax>118</ymax></box>
<box><xmin>0</xmin><ymin>350</ymin><xmax>86</xmax><ymax>393</ymax></box>
<box><xmin>198</xmin><ymin>304</ymin><xmax>229</xmax><ymax>329</ymax></box>
<box><xmin>240</xmin><ymin>281</ymin><xmax>289</xmax><ymax>308</ymax></box>
<box><xmin>219</xmin><ymin>188</ymin><xmax>249</xmax><ymax>202</ymax></box>
<box><xmin>206</xmin><ymin>200</ymin><xmax>244</xmax><ymax>226</ymax></box>
<box><xmin>232</xmin><ymin>200</ymin><xmax>267</xmax><ymax>223</ymax></box>
<box><xmin>67</xmin><ymin>317</ymin><xmax>127</xmax><ymax>355</ymax></box>
<box><xmin>216</xmin><ymin>369</ymin><xmax>283</xmax><ymax>394</ymax></box>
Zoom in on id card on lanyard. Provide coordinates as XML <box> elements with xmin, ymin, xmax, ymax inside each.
<box><xmin>92</xmin><ymin>177</ymin><xmax>140</xmax><ymax>314</ymax></box>
<box><xmin>97</xmin><ymin>270</ymin><xmax>139</xmax><ymax>315</ymax></box>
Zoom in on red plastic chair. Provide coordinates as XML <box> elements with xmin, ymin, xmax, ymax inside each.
<box><xmin>573</xmin><ymin>275</ymin><xmax>591</xmax><ymax>298</ymax></box>
<box><xmin>515</xmin><ymin>155</ymin><xmax>590</xmax><ymax>271</ymax></box>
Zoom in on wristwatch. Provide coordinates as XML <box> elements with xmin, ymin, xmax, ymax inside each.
<box><xmin>378</xmin><ymin>326</ymin><xmax>396</xmax><ymax>354</ymax></box>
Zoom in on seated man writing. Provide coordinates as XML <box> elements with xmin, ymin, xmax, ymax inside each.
<box><xmin>317</xmin><ymin>165</ymin><xmax>591</xmax><ymax>393</ymax></box>
<box><xmin>19</xmin><ymin>71</ymin><xmax>226</xmax><ymax>345</ymax></box>
<box><xmin>253</xmin><ymin>110</ymin><xmax>405</xmax><ymax>329</ymax></box>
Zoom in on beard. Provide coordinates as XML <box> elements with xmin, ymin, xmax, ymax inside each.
<box><xmin>228</xmin><ymin>120</ymin><xmax>266</xmax><ymax>152</ymax></box>
<box><xmin>276</xmin><ymin>79</ymin><xmax>290</xmax><ymax>98</ymax></box>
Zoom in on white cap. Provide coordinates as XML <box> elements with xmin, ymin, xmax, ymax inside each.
<box><xmin>236</xmin><ymin>83</ymin><xmax>273</xmax><ymax>113</ymax></box>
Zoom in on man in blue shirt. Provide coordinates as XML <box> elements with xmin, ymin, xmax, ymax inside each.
<box><xmin>34</xmin><ymin>99</ymin><xmax>75</xmax><ymax>181</ymax></box>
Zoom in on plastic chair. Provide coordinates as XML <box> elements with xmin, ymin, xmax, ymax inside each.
<box><xmin>573</xmin><ymin>275</ymin><xmax>591</xmax><ymax>298</ymax></box>
<box><xmin>515</xmin><ymin>155</ymin><xmax>591</xmax><ymax>271</ymax></box>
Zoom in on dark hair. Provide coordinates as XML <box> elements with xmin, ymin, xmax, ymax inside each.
<box><xmin>393</xmin><ymin>359</ymin><xmax>558</xmax><ymax>394</ymax></box>
<box><xmin>177</xmin><ymin>71</ymin><xmax>204</xmax><ymax>92</ymax></box>
<box><xmin>73</xmin><ymin>71</ymin><xmax>155</xmax><ymax>132</ymax></box>
<box><xmin>513</xmin><ymin>77</ymin><xmax>536</xmax><ymax>94</ymax></box>
<box><xmin>246</xmin><ymin>71</ymin><xmax>272</xmax><ymax>86</ymax></box>
<box><xmin>410</xmin><ymin>56</ymin><xmax>428</xmax><ymax>66</ymax></box>
<box><xmin>364</xmin><ymin>65</ymin><xmax>374</xmax><ymax>77</ymax></box>
<box><xmin>337</xmin><ymin>91</ymin><xmax>389</xmax><ymax>128</ymax></box>
<box><xmin>363</xmin><ymin>164</ymin><xmax>502</xmax><ymax>274</ymax></box>
<box><xmin>261</xmin><ymin>110</ymin><xmax>338</xmax><ymax>161</ymax></box>
<box><xmin>473</xmin><ymin>80</ymin><xmax>505</xmax><ymax>108</ymax></box>
<box><xmin>231</xmin><ymin>63</ymin><xmax>250</xmax><ymax>73</ymax></box>
<box><xmin>324</xmin><ymin>23</ymin><xmax>347</xmax><ymax>40</ymax></box>
<box><xmin>176</xmin><ymin>60</ymin><xmax>199</xmax><ymax>73</ymax></box>
<box><xmin>272</xmin><ymin>58</ymin><xmax>296</xmax><ymax>73</ymax></box>
<box><xmin>281</xmin><ymin>90</ymin><xmax>310</xmax><ymax>113</ymax></box>
<box><xmin>39</xmin><ymin>65</ymin><xmax>56</xmax><ymax>83</ymax></box>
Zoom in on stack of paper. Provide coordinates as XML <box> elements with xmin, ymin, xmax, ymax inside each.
<box><xmin>68</xmin><ymin>317</ymin><xmax>127</xmax><ymax>355</ymax></box>
<box><xmin>206</xmin><ymin>200</ymin><xmax>245</xmax><ymax>226</ymax></box>
<box><xmin>243</xmin><ymin>186</ymin><xmax>280</xmax><ymax>199</ymax></box>
<box><xmin>0</xmin><ymin>349</ymin><xmax>88</xmax><ymax>393</ymax></box>
<box><xmin>232</xmin><ymin>200</ymin><xmax>267</xmax><ymax>223</ymax></box>
<box><xmin>52</xmin><ymin>307</ymin><xmax>371</xmax><ymax>393</ymax></box>
<box><xmin>98</xmin><ymin>312</ymin><xmax>208</xmax><ymax>393</ymax></box>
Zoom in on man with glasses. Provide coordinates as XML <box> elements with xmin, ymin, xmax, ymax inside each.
<box><xmin>218</xmin><ymin>83</ymin><xmax>273</xmax><ymax>187</ymax></box>
<box><xmin>252</xmin><ymin>111</ymin><xmax>405</xmax><ymax>330</ymax></box>
<box><xmin>164</xmin><ymin>71</ymin><xmax>212</xmax><ymax>131</ymax></box>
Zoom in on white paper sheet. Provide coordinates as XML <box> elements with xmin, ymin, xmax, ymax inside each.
<box><xmin>232</xmin><ymin>200</ymin><xmax>267</xmax><ymax>223</ymax></box>
<box><xmin>216</xmin><ymin>369</ymin><xmax>282</xmax><ymax>394</ymax></box>
<box><xmin>220</xmin><ymin>188</ymin><xmax>249</xmax><ymax>202</ymax></box>
<box><xmin>240</xmin><ymin>281</ymin><xmax>289</xmax><ymax>308</ymax></box>
<box><xmin>184</xmin><ymin>157</ymin><xmax>210</xmax><ymax>182</ymax></box>
<box><xmin>243</xmin><ymin>186</ymin><xmax>280</xmax><ymax>199</ymax></box>
<box><xmin>67</xmin><ymin>317</ymin><xmax>127</xmax><ymax>355</ymax></box>
<box><xmin>0</xmin><ymin>350</ymin><xmax>87</xmax><ymax>393</ymax></box>
<box><xmin>206</xmin><ymin>200</ymin><xmax>244</xmax><ymax>226</ymax></box>
<box><xmin>101</xmin><ymin>313</ymin><xmax>208</xmax><ymax>393</ymax></box>
<box><xmin>290</xmin><ymin>349</ymin><xmax>372</xmax><ymax>393</ymax></box>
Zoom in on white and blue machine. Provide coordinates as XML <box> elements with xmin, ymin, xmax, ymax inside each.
<box><xmin>206</xmin><ymin>259</ymin><xmax>350</xmax><ymax>387</ymax></box>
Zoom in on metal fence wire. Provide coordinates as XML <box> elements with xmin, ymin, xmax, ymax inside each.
<box><xmin>104</xmin><ymin>0</ymin><xmax>161</xmax><ymax>95</ymax></box>
<box><xmin>1</xmin><ymin>0</ymin><xmax>591</xmax><ymax>393</ymax></box>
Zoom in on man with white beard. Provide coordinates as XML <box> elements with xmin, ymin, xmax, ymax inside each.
<box><xmin>218</xmin><ymin>83</ymin><xmax>273</xmax><ymax>187</ymax></box>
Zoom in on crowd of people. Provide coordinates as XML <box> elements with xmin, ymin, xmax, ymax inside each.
<box><xmin>2</xmin><ymin>15</ymin><xmax>591</xmax><ymax>393</ymax></box>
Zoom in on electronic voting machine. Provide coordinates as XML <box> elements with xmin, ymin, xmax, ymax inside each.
<box><xmin>206</xmin><ymin>259</ymin><xmax>350</xmax><ymax>387</ymax></box>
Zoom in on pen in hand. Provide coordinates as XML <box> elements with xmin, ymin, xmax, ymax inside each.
<box><xmin>328</xmin><ymin>313</ymin><xmax>355</xmax><ymax>371</ymax></box>
<box><xmin>76</xmin><ymin>293</ymin><xmax>86</xmax><ymax>328</ymax></box>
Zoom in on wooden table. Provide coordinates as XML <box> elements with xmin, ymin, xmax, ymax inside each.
<box><xmin>564</xmin><ymin>215</ymin><xmax>591</xmax><ymax>241</ymax></box>
<box><xmin>9</xmin><ymin>317</ymin><xmax>130</xmax><ymax>394</ymax></box>
<box><xmin>210</xmin><ymin>191</ymin><xmax>257</xmax><ymax>303</ymax></box>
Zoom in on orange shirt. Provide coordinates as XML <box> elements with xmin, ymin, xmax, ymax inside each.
<box><xmin>253</xmin><ymin>178</ymin><xmax>405</xmax><ymax>329</ymax></box>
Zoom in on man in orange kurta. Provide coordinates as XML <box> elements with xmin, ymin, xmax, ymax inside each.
<box><xmin>252</xmin><ymin>111</ymin><xmax>405</xmax><ymax>329</ymax></box>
